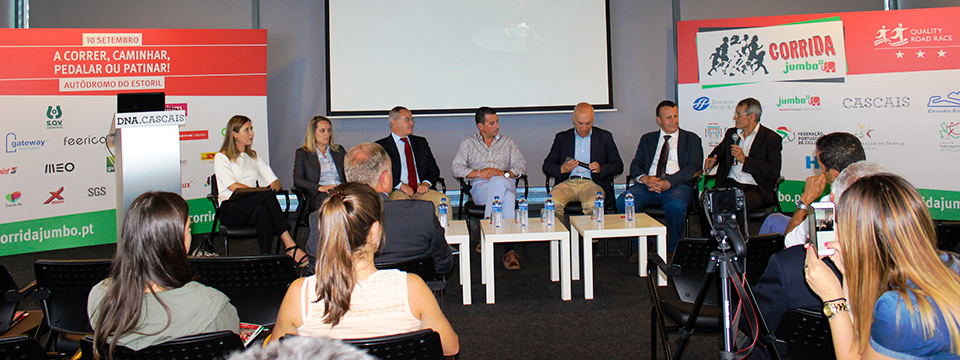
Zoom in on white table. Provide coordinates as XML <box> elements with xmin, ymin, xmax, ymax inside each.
<box><xmin>479</xmin><ymin>219</ymin><xmax>571</xmax><ymax>304</ymax></box>
<box><xmin>569</xmin><ymin>213</ymin><xmax>667</xmax><ymax>299</ymax></box>
<box><xmin>444</xmin><ymin>220</ymin><xmax>472</xmax><ymax>305</ymax></box>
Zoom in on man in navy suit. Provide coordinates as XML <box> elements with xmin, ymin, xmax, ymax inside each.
<box><xmin>542</xmin><ymin>102</ymin><xmax>623</xmax><ymax>220</ymax></box>
<box><xmin>703</xmin><ymin>97</ymin><xmax>782</xmax><ymax>213</ymax></box>
<box><xmin>305</xmin><ymin>142</ymin><xmax>452</xmax><ymax>276</ymax></box>
<box><xmin>375</xmin><ymin>106</ymin><xmax>449</xmax><ymax>211</ymax></box>
<box><xmin>617</xmin><ymin>100</ymin><xmax>702</xmax><ymax>254</ymax></box>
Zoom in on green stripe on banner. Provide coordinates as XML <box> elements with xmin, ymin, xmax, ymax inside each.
<box><xmin>0</xmin><ymin>209</ymin><xmax>118</xmax><ymax>257</ymax></box>
<box><xmin>186</xmin><ymin>197</ymin><xmax>216</xmax><ymax>234</ymax></box>
<box><xmin>776</xmin><ymin>16</ymin><xmax>842</xmax><ymax>26</ymax></box>
<box><xmin>775</xmin><ymin>180</ymin><xmax>960</xmax><ymax>221</ymax></box>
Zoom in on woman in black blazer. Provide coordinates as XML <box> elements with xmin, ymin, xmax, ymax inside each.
<box><xmin>294</xmin><ymin>116</ymin><xmax>347</xmax><ymax>212</ymax></box>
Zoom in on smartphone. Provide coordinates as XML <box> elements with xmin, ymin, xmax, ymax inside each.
<box><xmin>564</xmin><ymin>157</ymin><xmax>591</xmax><ymax>169</ymax></box>
<box><xmin>807</xmin><ymin>202</ymin><xmax>836</xmax><ymax>256</ymax></box>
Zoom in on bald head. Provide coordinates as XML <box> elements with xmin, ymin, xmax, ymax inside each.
<box><xmin>573</xmin><ymin>102</ymin><xmax>595</xmax><ymax>137</ymax></box>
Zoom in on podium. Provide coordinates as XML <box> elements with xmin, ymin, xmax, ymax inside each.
<box><xmin>110</xmin><ymin>108</ymin><xmax>186</xmax><ymax>237</ymax></box>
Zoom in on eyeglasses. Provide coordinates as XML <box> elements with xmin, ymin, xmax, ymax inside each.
<box><xmin>733</xmin><ymin>111</ymin><xmax>748</xmax><ymax>117</ymax></box>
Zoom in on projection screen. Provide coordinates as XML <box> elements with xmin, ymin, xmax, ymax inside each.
<box><xmin>326</xmin><ymin>0</ymin><xmax>613</xmax><ymax>116</ymax></box>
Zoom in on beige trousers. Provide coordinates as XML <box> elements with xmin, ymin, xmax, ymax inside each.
<box><xmin>550</xmin><ymin>178</ymin><xmax>603</xmax><ymax>218</ymax></box>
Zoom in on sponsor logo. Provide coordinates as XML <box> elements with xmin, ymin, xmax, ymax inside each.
<box><xmin>927</xmin><ymin>91</ymin><xmax>960</xmax><ymax>114</ymax></box>
<box><xmin>705</xmin><ymin>123</ymin><xmax>723</xmax><ymax>147</ymax></box>
<box><xmin>44</xmin><ymin>187</ymin><xmax>65</xmax><ymax>205</ymax></box>
<box><xmin>692</xmin><ymin>97</ymin><xmax>710</xmax><ymax>111</ymax></box>
<box><xmin>0</xmin><ymin>166</ymin><xmax>16</xmax><ymax>175</ymax></box>
<box><xmin>63</xmin><ymin>135</ymin><xmax>107</xmax><ymax>146</ymax></box>
<box><xmin>201</xmin><ymin>152</ymin><xmax>217</xmax><ymax>161</ymax></box>
<box><xmin>5</xmin><ymin>133</ymin><xmax>47</xmax><ymax>153</ymax></box>
<box><xmin>180</xmin><ymin>159</ymin><xmax>187</xmax><ymax>166</ymax></box>
<box><xmin>706</xmin><ymin>34</ymin><xmax>770</xmax><ymax>77</ymax></box>
<box><xmin>939</xmin><ymin>122</ymin><xmax>960</xmax><ymax>152</ymax></box>
<box><xmin>45</xmin><ymin>162</ymin><xmax>75</xmax><ymax>173</ymax></box>
<box><xmin>776</xmin><ymin>126</ymin><xmax>795</xmax><ymax>142</ymax></box>
<box><xmin>106</xmin><ymin>156</ymin><xmax>116</xmax><ymax>173</ymax></box>
<box><xmin>87</xmin><ymin>187</ymin><xmax>107</xmax><ymax>197</ymax></box>
<box><xmin>165</xmin><ymin>103</ymin><xmax>188</xmax><ymax>115</ymax></box>
<box><xmin>854</xmin><ymin>123</ymin><xmax>874</xmax><ymax>139</ymax></box>
<box><xmin>115</xmin><ymin>112</ymin><xmax>186</xmax><ymax>127</ymax></box>
<box><xmin>182</xmin><ymin>181</ymin><xmax>193</xmax><ymax>189</ymax></box>
<box><xmin>205</xmin><ymin>176</ymin><xmax>212</xmax><ymax>187</ymax></box>
<box><xmin>46</xmin><ymin>105</ymin><xmax>63</xmax><ymax>129</ymax></box>
<box><xmin>777</xmin><ymin>95</ymin><xmax>821</xmax><ymax>111</ymax></box>
<box><xmin>795</xmin><ymin>131</ymin><xmax>824</xmax><ymax>146</ymax></box>
<box><xmin>770</xmin><ymin>35</ymin><xmax>837</xmax><ymax>61</ymax></box>
<box><xmin>875</xmin><ymin>23</ymin><xmax>954</xmax><ymax>59</ymax></box>
<box><xmin>806</xmin><ymin>156</ymin><xmax>820</xmax><ymax>169</ymax></box>
<box><xmin>782</xmin><ymin>60</ymin><xmax>836</xmax><ymax>75</ymax></box>
<box><xmin>179</xmin><ymin>130</ymin><xmax>208</xmax><ymax>141</ymax></box>
<box><xmin>5</xmin><ymin>191</ymin><xmax>22</xmax><ymax>208</ymax></box>
<box><xmin>843</xmin><ymin>97</ymin><xmax>910</xmax><ymax>109</ymax></box>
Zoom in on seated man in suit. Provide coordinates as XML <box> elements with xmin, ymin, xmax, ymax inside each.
<box><xmin>375</xmin><ymin>106</ymin><xmax>449</xmax><ymax>211</ymax></box>
<box><xmin>748</xmin><ymin>161</ymin><xmax>886</xmax><ymax>360</ymax></box>
<box><xmin>616</xmin><ymin>100</ymin><xmax>702</xmax><ymax>255</ymax></box>
<box><xmin>703</xmin><ymin>97</ymin><xmax>781</xmax><ymax>213</ymax></box>
<box><xmin>304</xmin><ymin>142</ymin><xmax>452</xmax><ymax>276</ymax></box>
<box><xmin>542</xmin><ymin>102</ymin><xmax>623</xmax><ymax>220</ymax></box>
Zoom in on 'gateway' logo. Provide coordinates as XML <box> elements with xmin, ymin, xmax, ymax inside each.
<box><xmin>6</xmin><ymin>133</ymin><xmax>47</xmax><ymax>153</ymax></box>
<box><xmin>843</xmin><ymin>97</ymin><xmax>909</xmax><ymax>109</ymax></box>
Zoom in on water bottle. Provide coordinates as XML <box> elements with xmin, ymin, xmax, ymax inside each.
<box><xmin>543</xmin><ymin>195</ymin><xmax>555</xmax><ymax>226</ymax></box>
<box><xmin>491</xmin><ymin>196</ymin><xmax>503</xmax><ymax>228</ymax></box>
<box><xmin>517</xmin><ymin>196</ymin><xmax>529</xmax><ymax>226</ymax></box>
<box><xmin>437</xmin><ymin>198</ymin><xmax>449</xmax><ymax>228</ymax></box>
<box><xmin>624</xmin><ymin>192</ymin><xmax>635</xmax><ymax>222</ymax></box>
<box><xmin>594</xmin><ymin>191</ymin><xmax>605</xmax><ymax>223</ymax></box>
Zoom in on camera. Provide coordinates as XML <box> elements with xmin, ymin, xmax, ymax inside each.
<box><xmin>702</xmin><ymin>187</ymin><xmax>748</xmax><ymax>258</ymax></box>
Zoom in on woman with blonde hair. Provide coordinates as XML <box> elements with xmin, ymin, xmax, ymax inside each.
<box><xmin>215</xmin><ymin>115</ymin><xmax>306</xmax><ymax>265</ymax></box>
<box><xmin>805</xmin><ymin>174</ymin><xmax>960</xmax><ymax>359</ymax></box>
<box><xmin>271</xmin><ymin>183</ymin><xmax>458</xmax><ymax>356</ymax></box>
<box><xmin>88</xmin><ymin>192</ymin><xmax>238</xmax><ymax>359</ymax></box>
<box><xmin>293</xmin><ymin>116</ymin><xmax>346</xmax><ymax>212</ymax></box>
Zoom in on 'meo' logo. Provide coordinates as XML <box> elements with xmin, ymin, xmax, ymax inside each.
<box><xmin>692</xmin><ymin>97</ymin><xmax>711</xmax><ymax>111</ymax></box>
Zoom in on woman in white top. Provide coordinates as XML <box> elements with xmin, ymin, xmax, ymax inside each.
<box><xmin>214</xmin><ymin>115</ymin><xmax>306</xmax><ymax>265</ymax></box>
<box><xmin>272</xmin><ymin>183</ymin><xmax>459</xmax><ymax>356</ymax></box>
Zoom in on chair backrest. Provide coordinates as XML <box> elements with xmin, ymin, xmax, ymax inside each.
<box><xmin>0</xmin><ymin>335</ymin><xmax>47</xmax><ymax>360</ymax></box>
<box><xmin>937</xmin><ymin>221</ymin><xmax>960</xmax><ymax>252</ymax></box>
<box><xmin>79</xmin><ymin>330</ymin><xmax>243</xmax><ymax>360</ymax></box>
<box><xmin>0</xmin><ymin>265</ymin><xmax>19</xmax><ymax>334</ymax></box>
<box><xmin>774</xmin><ymin>308</ymin><xmax>835</xmax><ymax>360</ymax></box>
<box><xmin>745</xmin><ymin>233</ymin><xmax>785</xmax><ymax>287</ymax></box>
<box><xmin>670</xmin><ymin>238</ymin><xmax>721</xmax><ymax>306</ymax></box>
<box><xmin>342</xmin><ymin>329</ymin><xmax>443</xmax><ymax>360</ymax></box>
<box><xmin>376</xmin><ymin>256</ymin><xmax>440</xmax><ymax>283</ymax></box>
<box><xmin>33</xmin><ymin>259</ymin><xmax>113</xmax><ymax>334</ymax></box>
<box><xmin>189</xmin><ymin>255</ymin><xmax>298</xmax><ymax>325</ymax></box>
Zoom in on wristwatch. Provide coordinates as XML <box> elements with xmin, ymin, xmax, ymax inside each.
<box><xmin>823</xmin><ymin>299</ymin><xmax>848</xmax><ymax>319</ymax></box>
<box><xmin>795</xmin><ymin>199</ymin><xmax>809</xmax><ymax>212</ymax></box>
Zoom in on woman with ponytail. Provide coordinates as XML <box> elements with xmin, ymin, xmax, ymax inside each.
<box><xmin>88</xmin><ymin>192</ymin><xmax>239</xmax><ymax>359</ymax></box>
<box><xmin>271</xmin><ymin>183</ymin><xmax>458</xmax><ymax>356</ymax></box>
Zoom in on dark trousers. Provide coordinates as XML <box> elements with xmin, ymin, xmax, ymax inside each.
<box><xmin>616</xmin><ymin>183</ymin><xmax>693</xmax><ymax>252</ymax></box>
<box><xmin>219</xmin><ymin>191</ymin><xmax>291</xmax><ymax>254</ymax></box>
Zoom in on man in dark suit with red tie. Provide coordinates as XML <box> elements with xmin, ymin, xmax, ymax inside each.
<box><xmin>617</xmin><ymin>100</ymin><xmax>702</xmax><ymax>254</ymax></box>
<box><xmin>703</xmin><ymin>97</ymin><xmax>782</xmax><ymax>213</ymax></box>
<box><xmin>375</xmin><ymin>106</ymin><xmax>449</xmax><ymax>211</ymax></box>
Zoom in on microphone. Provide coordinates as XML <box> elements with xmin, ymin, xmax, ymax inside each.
<box><xmin>731</xmin><ymin>133</ymin><xmax>741</xmax><ymax>165</ymax></box>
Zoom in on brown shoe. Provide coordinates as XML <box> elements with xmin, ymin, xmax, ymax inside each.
<box><xmin>476</xmin><ymin>242</ymin><xmax>482</xmax><ymax>254</ymax></box>
<box><xmin>503</xmin><ymin>250</ymin><xmax>520</xmax><ymax>270</ymax></box>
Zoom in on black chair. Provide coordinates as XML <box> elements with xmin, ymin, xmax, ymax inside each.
<box><xmin>454</xmin><ymin>175</ymin><xmax>528</xmax><ymax>220</ymax></box>
<box><xmin>376</xmin><ymin>256</ymin><xmax>444</xmax><ymax>306</ymax></box>
<box><xmin>744</xmin><ymin>233</ymin><xmax>785</xmax><ymax>287</ymax></box>
<box><xmin>2</xmin><ymin>265</ymin><xmax>38</xmax><ymax>336</ymax></box>
<box><xmin>624</xmin><ymin>172</ymin><xmax>703</xmax><ymax>239</ymax></box>
<box><xmin>206</xmin><ymin>174</ymin><xmax>291</xmax><ymax>255</ymax></box>
<box><xmin>774</xmin><ymin>308</ymin><xmax>835</xmax><ymax>360</ymax></box>
<box><xmin>78</xmin><ymin>330</ymin><xmax>244</xmax><ymax>360</ymax></box>
<box><xmin>343</xmin><ymin>329</ymin><xmax>444</xmax><ymax>360</ymax></box>
<box><xmin>32</xmin><ymin>260</ymin><xmax>112</xmax><ymax>354</ymax></box>
<box><xmin>936</xmin><ymin>221</ymin><xmax>960</xmax><ymax>252</ymax></box>
<box><xmin>702</xmin><ymin>175</ymin><xmax>785</xmax><ymax>236</ymax></box>
<box><xmin>0</xmin><ymin>335</ymin><xmax>48</xmax><ymax>360</ymax></box>
<box><xmin>189</xmin><ymin>255</ymin><xmax>298</xmax><ymax>326</ymax></box>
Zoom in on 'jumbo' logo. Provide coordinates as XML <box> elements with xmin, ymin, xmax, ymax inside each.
<box><xmin>5</xmin><ymin>133</ymin><xmax>47</xmax><ymax>153</ymax></box>
<box><xmin>776</xmin><ymin>126</ymin><xmax>796</xmax><ymax>142</ymax></box>
<box><xmin>692</xmin><ymin>97</ymin><xmax>711</xmax><ymax>111</ymax></box>
<box><xmin>777</xmin><ymin>96</ymin><xmax>820</xmax><ymax>107</ymax></box>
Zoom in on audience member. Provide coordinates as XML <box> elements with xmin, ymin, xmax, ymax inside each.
<box><xmin>452</xmin><ymin>107</ymin><xmax>526</xmax><ymax>269</ymax></box>
<box><xmin>542</xmin><ymin>102</ymin><xmax>623</xmax><ymax>220</ymax></box>
<box><xmin>759</xmin><ymin>132</ymin><xmax>865</xmax><ymax>246</ymax></box>
<box><xmin>805</xmin><ymin>173</ymin><xmax>960</xmax><ymax>359</ymax></box>
<box><xmin>215</xmin><ymin>115</ymin><xmax>306</xmax><ymax>266</ymax></box>
<box><xmin>305</xmin><ymin>143</ymin><xmax>452</xmax><ymax>276</ymax></box>
<box><xmin>375</xmin><ymin>106</ymin><xmax>449</xmax><ymax>210</ymax></box>
<box><xmin>751</xmin><ymin>161</ymin><xmax>886</xmax><ymax>359</ymax></box>
<box><xmin>272</xmin><ymin>183</ymin><xmax>459</xmax><ymax>356</ymax></box>
<box><xmin>703</xmin><ymin>98</ymin><xmax>781</xmax><ymax>213</ymax></box>
<box><xmin>616</xmin><ymin>100</ymin><xmax>702</xmax><ymax>255</ymax></box>
<box><xmin>294</xmin><ymin>116</ymin><xmax>347</xmax><ymax>213</ymax></box>
<box><xmin>88</xmin><ymin>192</ymin><xmax>239</xmax><ymax>358</ymax></box>
<box><xmin>229</xmin><ymin>336</ymin><xmax>373</xmax><ymax>360</ymax></box>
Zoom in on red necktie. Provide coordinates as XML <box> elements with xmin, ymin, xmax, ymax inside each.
<box><xmin>401</xmin><ymin>137</ymin><xmax>418</xmax><ymax>186</ymax></box>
